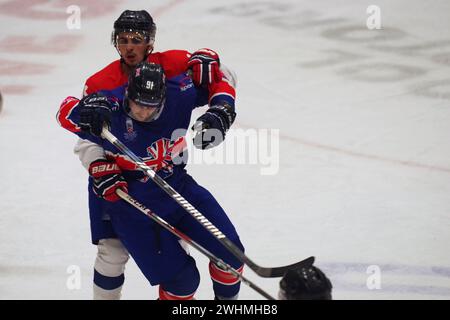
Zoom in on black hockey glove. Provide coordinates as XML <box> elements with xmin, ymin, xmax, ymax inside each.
<box><xmin>89</xmin><ymin>159</ymin><xmax>128</xmax><ymax>202</ymax></box>
<box><xmin>192</xmin><ymin>102</ymin><xmax>236</xmax><ymax>150</ymax></box>
<box><xmin>79</xmin><ymin>93</ymin><xmax>112</xmax><ymax>136</ymax></box>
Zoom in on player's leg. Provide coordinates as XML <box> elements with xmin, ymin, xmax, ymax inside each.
<box><xmin>93</xmin><ymin>238</ymin><xmax>129</xmax><ymax>299</ymax></box>
<box><xmin>174</xmin><ymin>178</ymin><xmax>245</xmax><ymax>300</ymax></box>
<box><xmin>158</xmin><ymin>255</ymin><xmax>199</xmax><ymax>300</ymax></box>
<box><xmin>88</xmin><ymin>183</ymin><xmax>129</xmax><ymax>300</ymax></box>
<box><xmin>109</xmin><ymin>202</ymin><xmax>200</xmax><ymax>300</ymax></box>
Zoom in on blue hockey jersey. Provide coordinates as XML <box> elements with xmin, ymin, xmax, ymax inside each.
<box><xmin>58</xmin><ymin>72</ymin><xmax>233</xmax><ymax>219</ymax></box>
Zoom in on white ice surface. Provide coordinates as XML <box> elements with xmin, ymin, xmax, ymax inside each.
<box><xmin>0</xmin><ymin>0</ymin><xmax>449</xmax><ymax>300</ymax></box>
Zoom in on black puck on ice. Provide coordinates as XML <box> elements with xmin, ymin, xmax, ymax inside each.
<box><xmin>0</xmin><ymin>90</ymin><xmax>3</xmax><ymax>114</ymax></box>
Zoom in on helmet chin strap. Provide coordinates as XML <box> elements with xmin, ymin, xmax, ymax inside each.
<box><xmin>142</xmin><ymin>46</ymin><xmax>154</xmax><ymax>62</ymax></box>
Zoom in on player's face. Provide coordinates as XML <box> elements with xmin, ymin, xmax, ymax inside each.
<box><xmin>128</xmin><ymin>99</ymin><xmax>158</xmax><ymax>122</ymax></box>
<box><xmin>117</xmin><ymin>32</ymin><xmax>152</xmax><ymax>66</ymax></box>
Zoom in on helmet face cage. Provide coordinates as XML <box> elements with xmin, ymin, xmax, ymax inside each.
<box><xmin>111</xmin><ymin>26</ymin><xmax>156</xmax><ymax>47</ymax></box>
<box><xmin>124</xmin><ymin>63</ymin><xmax>166</xmax><ymax>122</ymax></box>
<box><xmin>123</xmin><ymin>95</ymin><xmax>165</xmax><ymax>123</ymax></box>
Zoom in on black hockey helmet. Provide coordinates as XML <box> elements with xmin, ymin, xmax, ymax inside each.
<box><xmin>279</xmin><ymin>265</ymin><xmax>332</xmax><ymax>300</ymax></box>
<box><xmin>111</xmin><ymin>10</ymin><xmax>156</xmax><ymax>46</ymax></box>
<box><xmin>124</xmin><ymin>62</ymin><xmax>166</xmax><ymax>121</ymax></box>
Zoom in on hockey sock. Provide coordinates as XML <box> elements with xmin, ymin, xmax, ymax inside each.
<box><xmin>93</xmin><ymin>269</ymin><xmax>124</xmax><ymax>300</ymax></box>
<box><xmin>159</xmin><ymin>286</ymin><xmax>196</xmax><ymax>300</ymax></box>
<box><xmin>209</xmin><ymin>261</ymin><xmax>243</xmax><ymax>300</ymax></box>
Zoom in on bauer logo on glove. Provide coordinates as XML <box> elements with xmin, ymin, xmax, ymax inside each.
<box><xmin>89</xmin><ymin>159</ymin><xmax>128</xmax><ymax>202</ymax></box>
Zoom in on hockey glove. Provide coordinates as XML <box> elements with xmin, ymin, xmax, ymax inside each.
<box><xmin>89</xmin><ymin>159</ymin><xmax>128</xmax><ymax>202</ymax></box>
<box><xmin>79</xmin><ymin>93</ymin><xmax>112</xmax><ymax>136</ymax></box>
<box><xmin>187</xmin><ymin>48</ymin><xmax>222</xmax><ymax>87</ymax></box>
<box><xmin>192</xmin><ymin>102</ymin><xmax>236</xmax><ymax>150</ymax></box>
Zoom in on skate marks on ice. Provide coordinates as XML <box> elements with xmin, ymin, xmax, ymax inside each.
<box><xmin>414</xmin><ymin>79</ymin><xmax>450</xmax><ymax>101</ymax></box>
<box><xmin>276</xmin><ymin>127</ymin><xmax>450</xmax><ymax>174</ymax></box>
<box><xmin>236</xmin><ymin>120</ymin><xmax>450</xmax><ymax>174</ymax></box>
<box><xmin>210</xmin><ymin>1</ymin><xmax>450</xmax><ymax>101</ymax></box>
<box><xmin>210</xmin><ymin>1</ymin><xmax>450</xmax><ymax>174</ymax></box>
<box><xmin>0</xmin><ymin>264</ymin><xmax>51</xmax><ymax>276</ymax></box>
<box><xmin>321</xmin><ymin>261</ymin><xmax>450</xmax><ymax>298</ymax></box>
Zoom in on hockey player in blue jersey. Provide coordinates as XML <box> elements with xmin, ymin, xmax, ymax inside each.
<box><xmin>58</xmin><ymin>62</ymin><xmax>244</xmax><ymax>300</ymax></box>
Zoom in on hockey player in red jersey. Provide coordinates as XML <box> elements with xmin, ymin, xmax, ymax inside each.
<box><xmin>60</xmin><ymin>10</ymin><xmax>237</xmax><ymax>300</ymax></box>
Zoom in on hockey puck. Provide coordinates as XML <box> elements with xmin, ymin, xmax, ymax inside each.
<box><xmin>0</xmin><ymin>90</ymin><xmax>3</xmax><ymax>114</ymax></box>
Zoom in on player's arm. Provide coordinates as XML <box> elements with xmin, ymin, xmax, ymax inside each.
<box><xmin>155</xmin><ymin>48</ymin><xmax>236</xmax><ymax>104</ymax></box>
<box><xmin>56</xmin><ymin>93</ymin><xmax>113</xmax><ymax>137</ymax></box>
<box><xmin>191</xmin><ymin>96</ymin><xmax>236</xmax><ymax>150</ymax></box>
<box><xmin>74</xmin><ymin>79</ymin><xmax>111</xmax><ymax>170</ymax></box>
<box><xmin>74</xmin><ymin>135</ymin><xmax>128</xmax><ymax>202</ymax></box>
<box><xmin>187</xmin><ymin>48</ymin><xmax>236</xmax><ymax>124</ymax></box>
<box><xmin>79</xmin><ymin>77</ymin><xmax>126</xmax><ymax>199</ymax></box>
<box><xmin>57</xmin><ymin>92</ymin><xmax>127</xmax><ymax>201</ymax></box>
<box><xmin>74</xmin><ymin>138</ymin><xmax>106</xmax><ymax>170</ymax></box>
<box><xmin>186</xmin><ymin>49</ymin><xmax>236</xmax><ymax>150</ymax></box>
<box><xmin>151</xmin><ymin>49</ymin><xmax>237</xmax><ymax>149</ymax></box>
<box><xmin>56</xmin><ymin>96</ymin><xmax>84</xmax><ymax>134</ymax></box>
<box><xmin>75</xmin><ymin>91</ymin><xmax>128</xmax><ymax>201</ymax></box>
<box><xmin>57</xmin><ymin>82</ymin><xmax>106</xmax><ymax>168</ymax></box>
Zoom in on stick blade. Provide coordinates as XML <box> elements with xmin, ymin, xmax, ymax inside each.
<box><xmin>254</xmin><ymin>256</ymin><xmax>315</xmax><ymax>278</ymax></box>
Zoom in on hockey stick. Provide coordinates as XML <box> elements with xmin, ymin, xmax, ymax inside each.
<box><xmin>115</xmin><ymin>189</ymin><xmax>275</xmax><ymax>300</ymax></box>
<box><xmin>102</xmin><ymin>127</ymin><xmax>314</xmax><ymax>278</ymax></box>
